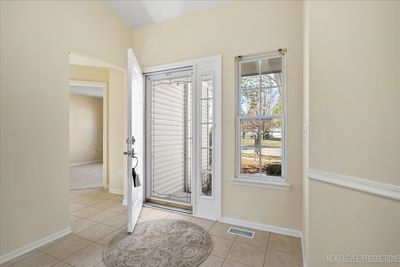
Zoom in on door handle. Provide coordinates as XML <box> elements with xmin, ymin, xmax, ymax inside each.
<box><xmin>123</xmin><ymin>149</ymin><xmax>135</xmax><ymax>157</ymax></box>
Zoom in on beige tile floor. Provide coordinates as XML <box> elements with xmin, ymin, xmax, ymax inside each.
<box><xmin>2</xmin><ymin>188</ymin><xmax>303</xmax><ymax>267</ymax></box>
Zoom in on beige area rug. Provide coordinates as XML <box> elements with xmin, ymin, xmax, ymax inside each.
<box><xmin>103</xmin><ymin>219</ymin><xmax>213</xmax><ymax>267</ymax></box>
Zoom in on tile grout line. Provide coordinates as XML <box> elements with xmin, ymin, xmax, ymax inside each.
<box><xmin>220</xmin><ymin>233</ymin><xmax>237</xmax><ymax>266</ymax></box>
<box><xmin>263</xmin><ymin>232</ymin><xmax>271</xmax><ymax>266</ymax></box>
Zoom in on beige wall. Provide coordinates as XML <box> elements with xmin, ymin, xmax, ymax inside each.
<box><xmin>69</xmin><ymin>94</ymin><xmax>103</xmax><ymax>164</ymax></box>
<box><xmin>308</xmin><ymin>1</ymin><xmax>400</xmax><ymax>184</ymax></box>
<box><xmin>308</xmin><ymin>181</ymin><xmax>400</xmax><ymax>267</ymax></box>
<box><xmin>69</xmin><ymin>64</ymin><xmax>109</xmax><ymax>84</ymax></box>
<box><xmin>306</xmin><ymin>1</ymin><xmax>400</xmax><ymax>266</ymax></box>
<box><xmin>133</xmin><ymin>1</ymin><xmax>304</xmax><ymax>230</ymax></box>
<box><xmin>0</xmin><ymin>0</ymin><xmax>131</xmax><ymax>255</ymax></box>
<box><xmin>108</xmin><ymin>68</ymin><xmax>126</xmax><ymax>192</ymax></box>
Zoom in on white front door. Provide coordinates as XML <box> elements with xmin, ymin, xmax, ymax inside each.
<box><xmin>126</xmin><ymin>49</ymin><xmax>144</xmax><ymax>233</ymax></box>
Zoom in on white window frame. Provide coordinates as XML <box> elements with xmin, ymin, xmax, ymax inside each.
<box><xmin>234</xmin><ymin>51</ymin><xmax>290</xmax><ymax>188</ymax></box>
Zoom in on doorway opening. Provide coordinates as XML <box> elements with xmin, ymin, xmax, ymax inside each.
<box><xmin>145</xmin><ymin>69</ymin><xmax>193</xmax><ymax>210</ymax></box>
<box><xmin>68</xmin><ymin>52</ymin><xmax>128</xmax><ymax>198</ymax></box>
<box><xmin>69</xmin><ymin>81</ymin><xmax>107</xmax><ymax>190</ymax></box>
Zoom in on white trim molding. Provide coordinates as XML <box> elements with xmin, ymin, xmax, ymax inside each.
<box><xmin>219</xmin><ymin>216</ymin><xmax>302</xmax><ymax>238</ymax></box>
<box><xmin>308</xmin><ymin>169</ymin><xmax>400</xmax><ymax>201</ymax></box>
<box><xmin>232</xmin><ymin>177</ymin><xmax>291</xmax><ymax>191</ymax></box>
<box><xmin>108</xmin><ymin>187</ymin><xmax>124</xmax><ymax>195</ymax></box>
<box><xmin>0</xmin><ymin>227</ymin><xmax>71</xmax><ymax>264</ymax></box>
<box><xmin>301</xmin><ymin>231</ymin><xmax>306</xmax><ymax>267</ymax></box>
<box><xmin>69</xmin><ymin>160</ymin><xmax>102</xmax><ymax>167</ymax></box>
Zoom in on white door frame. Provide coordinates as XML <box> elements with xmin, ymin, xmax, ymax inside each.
<box><xmin>142</xmin><ymin>55</ymin><xmax>222</xmax><ymax>220</ymax></box>
<box><xmin>69</xmin><ymin>80</ymin><xmax>108</xmax><ymax>189</ymax></box>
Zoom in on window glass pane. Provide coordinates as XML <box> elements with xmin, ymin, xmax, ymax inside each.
<box><xmin>201</xmin><ymin>75</ymin><xmax>213</xmax><ymax>99</ymax></box>
<box><xmin>260</xmin><ymin>148</ymin><xmax>282</xmax><ymax>176</ymax></box>
<box><xmin>241</xmin><ymin>147</ymin><xmax>260</xmax><ymax>174</ymax></box>
<box><xmin>261</xmin><ymin>72</ymin><xmax>282</xmax><ymax>88</ymax></box>
<box><xmin>201</xmin><ymin>148</ymin><xmax>212</xmax><ymax>172</ymax></box>
<box><xmin>201</xmin><ymin>123</ymin><xmax>212</xmax><ymax>148</ymax></box>
<box><xmin>260</xmin><ymin>119</ymin><xmax>282</xmax><ymax>147</ymax></box>
<box><xmin>261</xmin><ymin>57</ymin><xmax>282</xmax><ymax>87</ymax></box>
<box><xmin>240</xmin><ymin>89</ymin><xmax>260</xmax><ymax>117</ymax></box>
<box><xmin>201</xmin><ymin>172</ymin><xmax>212</xmax><ymax>197</ymax></box>
<box><xmin>240</xmin><ymin>61</ymin><xmax>260</xmax><ymax>90</ymax></box>
<box><xmin>261</xmin><ymin>87</ymin><xmax>282</xmax><ymax>116</ymax></box>
<box><xmin>241</xmin><ymin>120</ymin><xmax>259</xmax><ymax>146</ymax></box>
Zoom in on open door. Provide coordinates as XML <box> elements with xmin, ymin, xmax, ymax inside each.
<box><xmin>126</xmin><ymin>49</ymin><xmax>144</xmax><ymax>233</ymax></box>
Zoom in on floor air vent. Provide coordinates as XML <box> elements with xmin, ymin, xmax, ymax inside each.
<box><xmin>227</xmin><ymin>227</ymin><xmax>255</xmax><ymax>238</ymax></box>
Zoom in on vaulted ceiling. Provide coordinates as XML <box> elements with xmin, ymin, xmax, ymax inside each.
<box><xmin>105</xmin><ymin>0</ymin><xmax>229</xmax><ymax>28</ymax></box>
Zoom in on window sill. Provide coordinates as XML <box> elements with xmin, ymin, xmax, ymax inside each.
<box><xmin>231</xmin><ymin>177</ymin><xmax>291</xmax><ymax>191</ymax></box>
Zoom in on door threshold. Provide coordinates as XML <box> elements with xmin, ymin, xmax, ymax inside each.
<box><xmin>146</xmin><ymin>197</ymin><xmax>192</xmax><ymax>211</ymax></box>
<box><xmin>144</xmin><ymin>202</ymin><xmax>192</xmax><ymax>215</ymax></box>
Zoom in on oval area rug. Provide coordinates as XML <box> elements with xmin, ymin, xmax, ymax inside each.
<box><xmin>103</xmin><ymin>219</ymin><xmax>213</xmax><ymax>267</ymax></box>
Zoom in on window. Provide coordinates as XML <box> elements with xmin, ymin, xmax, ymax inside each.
<box><xmin>236</xmin><ymin>53</ymin><xmax>286</xmax><ymax>181</ymax></box>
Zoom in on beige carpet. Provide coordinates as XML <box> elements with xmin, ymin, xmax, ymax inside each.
<box><xmin>103</xmin><ymin>220</ymin><xmax>213</xmax><ymax>267</ymax></box>
<box><xmin>69</xmin><ymin>162</ymin><xmax>103</xmax><ymax>190</ymax></box>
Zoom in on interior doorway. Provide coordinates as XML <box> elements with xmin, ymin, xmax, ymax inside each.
<box><xmin>69</xmin><ymin>81</ymin><xmax>107</xmax><ymax>190</ymax></box>
<box><xmin>68</xmin><ymin>51</ymin><xmax>128</xmax><ymax>196</ymax></box>
<box><xmin>145</xmin><ymin>69</ymin><xmax>194</xmax><ymax>210</ymax></box>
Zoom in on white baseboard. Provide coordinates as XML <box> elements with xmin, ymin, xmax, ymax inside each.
<box><xmin>194</xmin><ymin>212</ymin><xmax>217</xmax><ymax>221</ymax></box>
<box><xmin>69</xmin><ymin>160</ymin><xmax>102</xmax><ymax>167</ymax></box>
<box><xmin>108</xmin><ymin>187</ymin><xmax>123</xmax><ymax>195</ymax></box>
<box><xmin>0</xmin><ymin>227</ymin><xmax>71</xmax><ymax>264</ymax></box>
<box><xmin>301</xmin><ymin>232</ymin><xmax>307</xmax><ymax>267</ymax></box>
<box><xmin>219</xmin><ymin>216</ymin><xmax>302</xmax><ymax>238</ymax></box>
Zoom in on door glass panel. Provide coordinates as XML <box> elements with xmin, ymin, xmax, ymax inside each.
<box><xmin>201</xmin><ymin>123</ymin><xmax>212</xmax><ymax>148</ymax></box>
<box><xmin>201</xmin><ymin>148</ymin><xmax>212</xmax><ymax>172</ymax></box>
<box><xmin>200</xmin><ymin>73</ymin><xmax>214</xmax><ymax>197</ymax></box>
<box><xmin>201</xmin><ymin>99</ymin><xmax>213</xmax><ymax>123</ymax></box>
<box><xmin>150</xmin><ymin>75</ymin><xmax>192</xmax><ymax>204</ymax></box>
<box><xmin>201</xmin><ymin>173</ymin><xmax>212</xmax><ymax>197</ymax></box>
<box><xmin>201</xmin><ymin>77</ymin><xmax>213</xmax><ymax>99</ymax></box>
